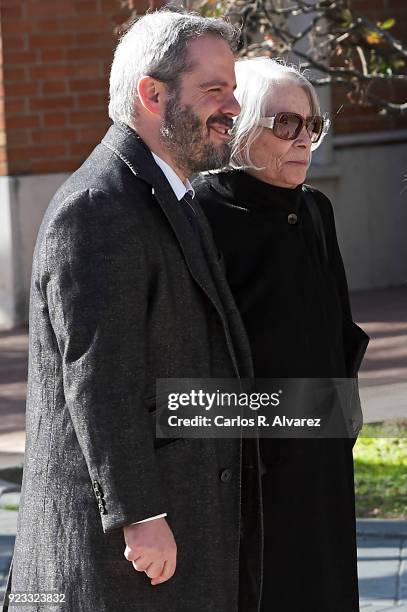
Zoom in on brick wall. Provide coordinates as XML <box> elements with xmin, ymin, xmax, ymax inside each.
<box><xmin>0</xmin><ymin>0</ymin><xmax>133</xmax><ymax>176</ymax></box>
<box><xmin>331</xmin><ymin>0</ymin><xmax>407</xmax><ymax>135</ymax></box>
<box><xmin>1</xmin><ymin>1</ymin><xmax>405</xmax><ymax>177</ymax></box>
<box><xmin>0</xmin><ymin>18</ymin><xmax>6</xmax><ymax>176</ymax></box>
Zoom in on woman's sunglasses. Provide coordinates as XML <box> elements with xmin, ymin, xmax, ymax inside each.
<box><xmin>258</xmin><ymin>112</ymin><xmax>330</xmax><ymax>150</ymax></box>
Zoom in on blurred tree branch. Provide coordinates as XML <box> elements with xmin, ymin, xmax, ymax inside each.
<box><xmin>117</xmin><ymin>0</ymin><xmax>407</xmax><ymax>115</ymax></box>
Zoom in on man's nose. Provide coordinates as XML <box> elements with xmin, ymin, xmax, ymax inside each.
<box><xmin>222</xmin><ymin>93</ymin><xmax>241</xmax><ymax>118</ymax></box>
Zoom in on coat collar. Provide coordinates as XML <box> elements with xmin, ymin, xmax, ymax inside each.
<box><xmin>204</xmin><ymin>170</ymin><xmax>304</xmax><ymax>214</ymax></box>
<box><xmin>101</xmin><ymin>121</ymin><xmax>169</xmax><ymax>188</ymax></box>
<box><xmin>151</xmin><ymin>152</ymin><xmax>195</xmax><ymax>200</ymax></box>
<box><xmin>101</xmin><ymin>122</ymin><xmax>253</xmax><ymax>378</ymax></box>
<box><xmin>101</xmin><ymin>122</ymin><xmax>220</xmax><ymax>301</ymax></box>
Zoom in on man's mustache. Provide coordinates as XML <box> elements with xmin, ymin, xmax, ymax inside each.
<box><xmin>207</xmin><ymin>114</ymin><xmax>234</xmax><ymax>130</ymax></box>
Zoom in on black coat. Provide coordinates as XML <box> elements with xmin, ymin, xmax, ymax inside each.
<box><xmin>6</xmin><ymin>125</ymin><xmax>264</xmax><ymax>612</ymax></box>
<box><xmin>193</xmin><ymin>170</ymin><xmax>369</xmax><ymax>612</ymax></box>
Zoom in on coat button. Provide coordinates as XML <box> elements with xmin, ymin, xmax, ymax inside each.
<box><xmin>220</xmin><ymin>469</ymin><xmax>233</xmax><ymax>482</ymax></box>
<box><xmin>287</xmin><ymin>213</ymin><xmax>298</xmax><ymax>225</ymax></box>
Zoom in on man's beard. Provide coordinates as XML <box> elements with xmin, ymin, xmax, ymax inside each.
<box><xmin>160</xmin><ymin>91</ymin><xmax>232</xmax><ymax>176</ymax></box>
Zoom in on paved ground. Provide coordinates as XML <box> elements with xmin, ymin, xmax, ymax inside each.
<box><xmin>0</xmin><ymin>285</ymin><xmax>406</xmax><ymax>608</ymax></box>
<box><xmin>0</xmin><ymin>500</ymin><xmax>406</xmax><ymax>609</ymax></box>
<box><xmin>351</xmin><ymin>286</ymin><xmax>407</xmax><ymax>383</ymax></box>
<box><xmin>0</xmin><ymin>327</ymin><xmax>27</xmax><ymax>469</ymax></box>
<box><xmin>358</xmin><ymin>520</ymin><xmax>407</xmax><ymax>610</ymax></box>
<box><xmin>352</xmin><ymin>286</ymin><xmax>407</xmax><ymax>429</ymax></box>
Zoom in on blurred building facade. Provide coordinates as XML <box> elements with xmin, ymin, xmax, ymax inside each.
<box><xmin>315</xmin><ymin>0</ymin><xmax>407</xmax><ymax>299</ymax></box>
<box><xmin>0</xmin><ymin>0</ymin><xmax>406</xmax><ymax>328</ymax></box>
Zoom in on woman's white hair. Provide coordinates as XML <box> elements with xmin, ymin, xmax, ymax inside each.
<box><xmin>230</xmin><ymin>57</ymin><xmax>322</xmax><ymax>169</ymax></box>
<box><xmin>109</xmin><ymin>10</ymin><xmax>237</xmax><ymax>127</ymax></box>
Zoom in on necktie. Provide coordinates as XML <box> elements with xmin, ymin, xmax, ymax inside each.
<box><xmin>182</xmin><ymin>191</ymin><xmax>227</xmax><ymax>267</ymax></box>
<box><xmin>181</xmin><ymin>192</ymin><xmax>200</xmax><ymax>238</ymax></box>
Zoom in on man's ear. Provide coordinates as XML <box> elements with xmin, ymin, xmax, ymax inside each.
<box><xmin>137</xmin><ymin>76</ymin><xmax>166</xmax><ymax>116</ymax></box>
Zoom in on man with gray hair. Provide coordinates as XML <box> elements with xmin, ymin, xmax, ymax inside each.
<box><xmin>4</xmin><ymin>9</ymin><xmax>263</xmax><ymax>612</ymax></box>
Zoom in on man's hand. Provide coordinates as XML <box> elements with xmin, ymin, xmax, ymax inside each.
<box><xmin>123</xmin><ymin>518</ymin><xmax>177</xmax><ymax>586</ymax></box>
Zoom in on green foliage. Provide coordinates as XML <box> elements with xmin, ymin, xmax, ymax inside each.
<box><xmin>0</xmin><ymin>503</ymin><xmax>19</xmax><ymax>512</ymax></box>
<box><xmin>354</xmin><ymin>422</ymin><xmax>407</xmax><ymax>518</ymax></box>
<box><xmin>377</xmin><ymin>18</ymin><xmax>396</xmax><ymax>31</ymax></box>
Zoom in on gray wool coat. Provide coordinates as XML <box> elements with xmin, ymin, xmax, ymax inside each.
<box><xmin>5</xmin><ymin>123</ymin><xmax>263</xmax><ymax>612</ymax></box>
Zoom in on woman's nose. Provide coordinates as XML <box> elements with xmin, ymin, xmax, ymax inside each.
<box><xmin>295</xmin><ymin>125</ymin><xmax>312</xmax><ymax>147</ymax></box>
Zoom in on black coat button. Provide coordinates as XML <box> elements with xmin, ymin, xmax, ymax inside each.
<box><xmin>287</xmin><ymin>213</ymin><xmax>298</xmax><ymax>225</ymax></box>
<box><xmin>220</xmin><ymin>469</ymin><xmax>232</xmax><ymax>482</ymax></box>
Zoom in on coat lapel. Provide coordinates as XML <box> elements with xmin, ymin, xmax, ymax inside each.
<box><xmin>192</xmin><ymin>197</ymin><xmax>254</xmax><ymax>378</ymax></box>
<box><xmin>101</xmin><ymin>122</ymin><xmax>252</xmax><ymax>377</ymax></box>
<box><xmin>150</xmin><ymin>182</ymin><xmax>225</xmax><ymax>318</ymax></box>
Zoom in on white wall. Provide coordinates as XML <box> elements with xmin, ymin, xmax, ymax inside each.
<box><xmin>0</xmin><ymin>173</ymin><xmax>69</xmax><ymax>329</ymax></box>
<box><xmin>0</xmin><ymin>178</ymin><xmax>16</xmax><ymax>329</ymax></box>
<box><xmin>309</xmin><ymin>139</ymin><xmax>407</xmax><ymax>290</ymax></box>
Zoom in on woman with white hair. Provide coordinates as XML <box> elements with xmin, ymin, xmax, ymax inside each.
<box><xmin>194</xmin><ymin>57</ymin><xmax>368</xmax><ymax>611</ymax></box>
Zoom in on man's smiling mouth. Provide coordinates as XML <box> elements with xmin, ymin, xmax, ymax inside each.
<box><xmin>208</xmin><ymin>124</ymin><xmax>232</xmax><ymax>139</ymax></box>
<box><xmin>207</xmin><ymin>114</ymin><xmax>233</xmax><ymax>138</ymax></box>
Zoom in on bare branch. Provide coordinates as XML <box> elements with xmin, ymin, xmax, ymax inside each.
<box><xmin>117</xmin><ymin>0</ymin><xmax>407</xmax><ymax>115</ymax></box>
<box><xmin>364</xmin><ymin>93</ymin><xmax>407</xmax><ymax>115</ymax></box>
<box><xmin>294</xmin><ymin>50</ymin><xmax>407</xmax><ymax>83</ymax></box>
<box><xmin>355</xmin><ymin>46</ymin><xmax>368</xmax><ymax>76</ymax></box>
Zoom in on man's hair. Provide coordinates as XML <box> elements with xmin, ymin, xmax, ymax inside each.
<box><xmin>108</xmin><ymin>9</ymin><xmax>238</xmax><ymax>126</ymax></box>
<box><xmin>230</xmin><ymin>57</ymin><xmax>323</xmax><ymax>169</ymax></box>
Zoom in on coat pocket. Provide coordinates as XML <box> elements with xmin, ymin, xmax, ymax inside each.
<box><xmin>144</xmin><ymin>395</ymin><xmax>185</xmax><ymax>451</ymax></box>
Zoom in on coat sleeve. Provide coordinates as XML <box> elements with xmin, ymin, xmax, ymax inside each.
<box><xmin>42</xmin><ymin>188</ymin><xmax>169</xmax><ymax>533</ymax></box>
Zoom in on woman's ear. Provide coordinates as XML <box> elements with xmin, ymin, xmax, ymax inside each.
<box><xmin>137</xmin><ymin>76</ymin><xmax>167</xmax><ymax>116</ymax></box>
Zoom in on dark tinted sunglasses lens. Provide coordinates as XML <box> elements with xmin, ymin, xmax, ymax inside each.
<box><xmin>274</xmin><ymin>113</ymin><xmax>301</xmax><ymax>140</ymax></box>
<box><xmin>309</xmin><ymin>116</ymin><xmax>324</xmax><ymax>142</ymax></box>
